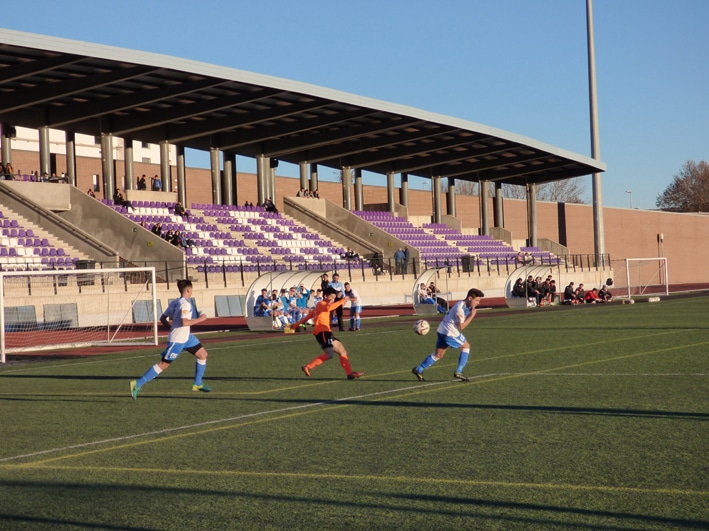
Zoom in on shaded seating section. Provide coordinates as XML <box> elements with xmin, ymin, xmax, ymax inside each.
<box><xmin>0</xmin><ymin>210</ymin><xmax>79</xmax><ymax>270</ymax></box>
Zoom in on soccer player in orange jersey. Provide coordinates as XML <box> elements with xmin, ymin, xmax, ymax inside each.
<box><xmin>291</xmin><ymin>287</ymin><xmax>364</xmax><ymax>380</ymax></box>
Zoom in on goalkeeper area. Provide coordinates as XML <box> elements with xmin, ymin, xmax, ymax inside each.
<box><xmin>0</xmin><ymin>294</ymin><xmax>707</xmax><ymax>529</ymax></box>
<box><xmin>0</xmin><ymin>267</ymin><xmax>158</xmax><ymax>362</ymax></box>
<box><xmin>610</xmin><ymin>257</ymin><xmax>669</xmax><ymax>300</ymax></box>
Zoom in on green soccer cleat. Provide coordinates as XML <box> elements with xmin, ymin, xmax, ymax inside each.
<box><xmin>454</xmin><ymin>372</ymin><xmax>470</xmax><ymax>382</ymax></box>
<box><xmin>192</xmin><ymin>384</ymin><xmax>212</xmax><ymax>392</ymax></box>
<box><xmin>412</xmin><ymin>368</ymin><xmax>425</xmax><ymax>382</ymax></box>
<box><xmin>130</xmin><ymin>380</ymin><xmax>141</xmax><ymax>400</ymax></box>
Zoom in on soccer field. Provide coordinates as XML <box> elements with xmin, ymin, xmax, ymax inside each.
<box><xmin>1</xmin><ymin>296</ymin><xmax>707</xmax><ymax>530</ymax></box>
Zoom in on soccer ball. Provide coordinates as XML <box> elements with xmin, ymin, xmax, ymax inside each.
<box><xmin>414</xmin><ymin>319</ymin><xmax>430</xmax><ymax>336</ymax></box>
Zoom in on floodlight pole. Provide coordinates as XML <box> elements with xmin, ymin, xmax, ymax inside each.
<box><xmin>587</xmin><ymin>0</ymin><xmax>605</xmax><ymax>262</ymax></box>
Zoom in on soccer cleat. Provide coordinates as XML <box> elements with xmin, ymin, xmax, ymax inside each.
<box><xmin>302</xmin><ymin>365</ymin><xmax>311</xmax><ymax>377</ymax></box>
<box><xmin>348</xmin><ymin>327</ymin><xmax>355</xmax><ymax>331</ymax></box>
<box><xmin>454</xmin><ymin>372</ymin><xmax>469</xmax><ymax>382</ymax></box>
<box><xmin>412</xmin><ymin>368</ymin><xmax>425</xmax><ymax>381</ymax></box>
<box><xmin>130</xmin><ymin>380</ymin><xmax>140</xmax><ymax>400</ymax></box>
<box><xmin>347</xmin><ymin>371</ymin><xmax>364</xmax><ymax>380</ymax></box>
<box><xmin>192</xmin><ymin>384</ymin><xmax>212</xmax><ymax>392</ymax></box>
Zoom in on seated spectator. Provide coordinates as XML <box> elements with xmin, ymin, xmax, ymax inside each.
<box><xmin>164</xmin><ymin>229</ymin><xmax>175</xmax><ymax>242</ymax></box>
<box><xmin>512</xmin><ymin>278</ymin><xmax>526</xmax><ymax>298</ymax></box>
<box><xmin>343</xmin><ymin>247</ymin><xmax>359</xmax><ymax>260</ymax></box>
<box><xmin>526</xmin><ymin>275</ymin><xmax>541</xmax><ymax>304</ymax></box>
<box><xmin>598</xmin><ymin>285</ymin><xmax>613</xmax><ymax>302</ymax></box>
<box><xmin>575</xmin><ymin>283</ymin><xmax>586</xmax><ymax>304</ymax></box>
<box><xmin>584</xmin><ymin>288</ymin><xmax>601</xmax><ymax>303</ymax></box>
<box><xmin>418</xmin><ymin>283</ymin><xmax>436</xmax><ymax>304</ymax></box>
<box><xmin>4</xmin><ymin>163</ymin><xmax>15</xmax><ymax>178</ymax></box>
<box><xmin>174</xmin><ymin>201</ymin><xmax>187</xmax><ymax>219</ymax></box>
<box><xmin>563</xmin><ymin>282</ymin><xmax>577</xmax><ymax>305</ymax></box>
<box><xmin>548</xmin><ymin>279</ymin><xmax>558</xmax><ymax>303</ymax></box>
<box><xmin>87</xmin><ymin>188</ymin><xmax>96</xmax><ymax>198</ymax></box>
<box><xmin>254</xmin><ymin>288</ymin><xmax>270</xmax><ymax>316</ymax></box>
<box><xmin>113</xmin><ymin>188</ymin><xmax>133</xmax><ymax>210</ymax></box>
<box><xmin>263</xmin><ymin>197</ymin><xmax>278</xmax><ymax>213</ymax></box>
<box><xmin>151</xmin><ymin>222</ymin><xmax>163</xmax><ymax>237</ymax></box>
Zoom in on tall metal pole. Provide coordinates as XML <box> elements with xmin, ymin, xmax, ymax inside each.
<box><xmin>587</xmin><ymin>0</ymin><xmax>605</xmax><ymax>260</ymax></box>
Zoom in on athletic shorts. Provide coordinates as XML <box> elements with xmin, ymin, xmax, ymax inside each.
<box><xmin>435</xmin><ymin>331</ymin><xmax>467</xmax><ymax>350</ymax></box>
<box><xmin>161</xmin><ymin>334</ymin><xmax>203</xmax><ymax>362</ymax></box>
<box><xmin>314</xmin><ymin>331</ymin><xmax>338</xmax><ymax>350</ymax></box>
<box><xmin>349</xmin><ymin>304</ymin><xmax>362</xmax><ymax>314</ymax></box>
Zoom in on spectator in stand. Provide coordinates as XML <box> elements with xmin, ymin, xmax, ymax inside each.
<box><xmin>151</xmin><ymin>174</ymin><xmax>162</xmax><ymax>191</ymax></box>
<box><xmin>5</xmin><ymin>163</ymin><xmax>14</xmax><ymax>178</ymax></box>
<box><xmin>394</xmin><ymin>248</ymin><xmax>404</xmax><ymax>275</ymax></box>
<box><xmin>164</xmin><ymin>229</ymin><xmax>175</xmax><ymax>242</ymax></box>
<box><xmin>512</xmin><ymin>278</ymin><xmax>526</xmax><ymax>298</ymax></box>
<box><xmin>563</xmin><ymin>281</ymin><xmax>577</xmax><ymax>305</ymax></box>
<box><xmin>312</xmin><ymin>189</ymin><xmax>320</xmax><ymax>199</ymax></box>
<box><xmin>403</xmin><ymin>246</ymin><xmax>410</xmax><ymax>274</ymax></box>
<box><xmin>151</xmin><ymin>222</ymin><xmax>163</xmax><ymax>237</ymax></box>
<box><xmin>137</xmin><ymin>174</ymin><xmax>147</xmax><ymax>190</ymax></box>
<box><xmin>344</xmin><ymin>282</ymin><xmax>362</xmax><ymax>331</ymax></box>
<box><xmin>174</xmin><ymin>201</ymin><xmax>187</xmax><ymax>219</ymax></box>
<box><xmin>263</xmin><ymin>197</ymin><xmax>278</xmax><ymax>213</ymax></box>
<box><xmin>87</xmin><ymin>188</ymin><xmax>96</xmax><ymax>198</ymax></box>
<box><xmin>584</xmin><ymin>288</ymin><xmax>601</xmax><ymax>303</ymax></box>
<box><xmin>113</xmin><ymin>188</ymin><xmax>133</xmax><ymax>210</ymax></box>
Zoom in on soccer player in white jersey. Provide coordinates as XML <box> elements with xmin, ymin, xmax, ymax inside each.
<box><xmin>344</xmin><ymin>282</ymin><xmax>363</xmax><ymax>331</ymax></box>
<box><xmin>130</xmin><ymin>279</ymin><xmax>211</xmax><ymax>399</ymax></box>
<box><xmin>412</xmin><ymin>288</ymin><xmax>484</xmax><ymax>382</ymax></box>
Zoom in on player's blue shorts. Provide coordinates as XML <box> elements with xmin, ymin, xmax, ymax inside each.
<box><xmin>350</xmin><ymin>304</ymin><xmax>362</xmax><ymax>314</ymax></box>
<box><xmin>435</xmin><ymin>331</ymin><xmax>467</xmax><ymax>350</ymax></box>
<box><xmin>161</xmin><ymin>335</ymin><xmax>203</xmax><ymax>362</ymax></box>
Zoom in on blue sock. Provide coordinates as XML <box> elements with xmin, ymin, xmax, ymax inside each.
<box><xmin>355</xmin><ymin>318</ymin><xmax>360</xmax><ymax>329</ymax></box>
<box><xmin>456</xmin><ymin>350</ymin><xmax>470</xmax><ymax>373</ymax></box>
<box><xmin>194</xmin><ymin>359</ymin><xmax>207</xmax><ymax>386</ymax></box>
<box><xmin>417</xmin><ymin>354</ymin><xmax>438</xmax><ymax>372</ymax></box>
<box><xmin>350</xmin><ymin>316</ymin><xmax>355</xmax><ymax>329</ymax></box>
<box><xmin>136</xmin><ymin>365</ymin><xmax>161</xmax><ymax>388</ymax></box>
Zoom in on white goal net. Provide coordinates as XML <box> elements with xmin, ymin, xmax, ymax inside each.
<box><xmin>1</xmin><ymin>267</ymin><xmax>158</xmax><ymax>362</ymax></box>
<box><xmin>610</xmin><ymin>258</ymin><xmax>669</xmax><ymax>300</ymax></box>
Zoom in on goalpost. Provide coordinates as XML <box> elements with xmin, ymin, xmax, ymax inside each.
<box><xmin>0</xmin><ymin>267</ymin><xmax>159</xmax><ymax>363</ymax></box>
<box><xmin>611</xmin><ymin>258</ymin><xmax>669</xmax><ymax>301</ymax></box>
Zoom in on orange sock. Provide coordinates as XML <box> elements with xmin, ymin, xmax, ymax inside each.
<box><xmin>306</xmin><ymin>354</ymin><xmax>329</xmax><ymax>370</ymax></box>
<box><xmin>339</xmin><ymin>355</ymin><xmax>352</xmax><ymax>374</ymax></box>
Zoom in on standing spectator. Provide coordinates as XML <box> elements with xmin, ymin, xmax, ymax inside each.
<box><xmin>320</xmin><ymin>273</ymin><xmax>330</xmax><ymax>294</ymax></box>
<box><xmin>328</xmin><ymin>273</ymin><xmax>346</xmax><ymax>331</ymax></box>
<box><xmin>151</xmin><ymin>174</ymin><xmax>162</xmax><ymax>191</ymax></box>
<box><xmin>403</xmin><ymin>246</ymin><xmax>410</xmax><ymax>274</ymax></box>
<box><xmin>394</xmin><ymin>248</ymin><xmax>404</xmax><ymax>275</ymax></box>
<box><xmin>344</xmin><ymin>282</ymin><xmax>362</xmax><ymax>331</ymax></box>
<box><xmin>137</xmin><ymin>174</ymin><xmax>147</xmax><ymax>190</ymax></box>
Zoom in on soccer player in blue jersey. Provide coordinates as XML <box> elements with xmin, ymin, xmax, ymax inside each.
<box><xmin>130</xmin><ymin>279</ymin><xmax>211</xmax><ymax>399</ymax></box>
<box><xmin>412</xmin><ymin>288</ymin><xmax>484</xmax><ymax>382</ymax></box>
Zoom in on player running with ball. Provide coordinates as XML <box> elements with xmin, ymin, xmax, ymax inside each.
<box><xmin>412</xmin><ymin>288</ymin><xmax>484</xmax><ymax>382</ymax></box>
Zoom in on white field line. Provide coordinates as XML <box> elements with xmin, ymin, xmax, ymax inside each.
<box><xmin>0</xmin><ymin>376</ymin><xmax>492</xmax><ymax>464</ymax></box>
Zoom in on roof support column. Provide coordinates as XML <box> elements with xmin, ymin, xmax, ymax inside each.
<box><xmin>65</xmin><ymin>131</ymin><xmax>76</xmax><ymax>187</ymax></box>
<box><xmin>39</xmin><ymin>126</ymin><xmax>51</xmax><ymax>178</ymax></box>
<box><xmin>399</xmin><ymin>172</ymin><xmax>409</xmax><ymax>208</ymax></box>
<box><xmin>354</xmin><ymin>168</ymin><xmax>363</xmax><ymax>211</ymax></box>
<box><xmin>309</xmin><ymin>163</ymin><xmax>318</xmax><ymax>194</ymax></box>
<box><xmin>341</xmin><ymin>166</ymin><xmax>352</xmax><ymax>210</ymax></box>
<box><xmin>159</xmin><ymin>140</ymin><xmax>171</xmax><ymax>193</ymax></box>
<box><xmin>176</xmin><ymin>145</ymin><xmax>186</xmax><ymax>206</ymax></box>
<box><xmin>210</xmin><ymin>147</ymin><xmax>221</xmax><ymax>205</ymax></box>
<box><xmin>479</xmin><ymin>180</ymin><xmax>490</xmax><ymax>235</ymax></box>
<box><xmin>493</xmin><ymin>182</ymin><xmax>504</xmax><ymax>228</ymax></box>
<box><xmin>432</xmin><ymin>176</ymin><xmax>442</xmax><ymax>224</ymax></box>
<box><xmin>123</xmin><ymin>138</ymin><xmax>134</xmax><ymax>191</ymax></box>
<box><xmin>100</xmin><ymin>132</ymin><xmax>114</xmax><ymax>199</ymax></box>
<box><xmin>526</xmin><ymin>183</ymin><xmax>538</xmax><ymax>247</ymax></box>
<box><xmin>269</xmin><ymin>158</ymin><xmax>278</xmax><ymax>205</ymax></box>
<box><xmin>0</xmin><ymin>124</ymin><xmax>12</xmax><ymax>167</ymax></box>
<box><xmin>299</xmin><ymin>161</ymin><xmax>309</xmax><ymax>191</ymax></box>
<box><xmin>256</xmin><ymin>154</ymin><xmax>268</xmax><ymax>206</ymax></box>
<box><xmin>223</xmin><ymin>151</ymin><xmax>236</xmax><ymax>206</ymax></box>
<box><xmin>447</xmin><ymin>177</ymin><xmax>456</xmax><ymax>217</ymax></box>
<box><xmin>386</xmin><ymin>171</ymin><xmax>395</xmax><ymax>214</ymax></box>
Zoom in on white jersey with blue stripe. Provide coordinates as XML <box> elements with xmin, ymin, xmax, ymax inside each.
<box><xmin>165</xmin><ymin>297</ymin><xmax>193</xmax><ymax>344</ymax></box>
<box><xmin>437</xmin><ymin>299</ymin><xmax>470</xmax><ymax>336</ymax></box>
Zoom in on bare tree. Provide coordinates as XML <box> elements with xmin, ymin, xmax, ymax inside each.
<box><xmin>656</xmin><ymin>160</ymin><xmax>709</xmax><ymax>212</ymax></box>
<box><xmin>502</xmin><ymin>178</ymin><xmax>587</xmax><ymax>203</ymax></box>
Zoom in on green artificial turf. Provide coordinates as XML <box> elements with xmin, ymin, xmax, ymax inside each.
<box><xmin>0</xmin><ymin>296</ymin><xmax>707</xmax><ymax>530</ymax></box>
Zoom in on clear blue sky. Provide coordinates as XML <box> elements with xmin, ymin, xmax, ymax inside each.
<box><xmin>3</xmin><ymin>0</ymin><xmax>707</xmax><ymax>210</ymax></box>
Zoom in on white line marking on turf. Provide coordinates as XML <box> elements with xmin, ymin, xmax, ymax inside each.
<box><xmin>0</xmin><ymin>377</ymin><xmax>490</xmax><ymax>464</ymax></box>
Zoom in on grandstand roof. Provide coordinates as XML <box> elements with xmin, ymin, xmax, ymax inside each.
<box><xmin>0</xmin><ymin>28</ymin><xmax>605</xmax><ymax>186</ymax></box>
